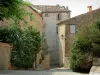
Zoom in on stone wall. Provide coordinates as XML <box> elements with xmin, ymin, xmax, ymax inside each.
<box><xmin>93</xmin><ymin>57</ymin><xmax>100</xmax><ymax>66</ymax></box>
<box><xmin>36</xmin><ymin>51</ymin><xmax>50</xmax><ymax>70</ymax></box>
<box><xmin>0</xmin><ymin>43</ymin><xmax>12</xmax><ymax>70</ymax></box>
<box><xmin>43</xmin><ymin>11</ymin><xmax>70</xmax><ymax>66</ymax></box>
<box><xmin>0</xmin><ymin>5</ymin><xmax>43</xmax><ymax>34</ymax></box>
<box><xmin>41</xmin><ymin>55</ymin><xmax>50</xmax><ymax>70</ymax></box>
<box><xmin>58</xmin><ymin>24</ymin><xmax>65</xmax><ymax>66</ymax></box>
<box><xmin>63</xmin><ymin>8</ymin><xmax>100</xmax><ymax>57</ymax></box>
<box><xmin>64</xmin><ymin>57</ymin><xmax>70</xmax><ymax>69</ymax></box>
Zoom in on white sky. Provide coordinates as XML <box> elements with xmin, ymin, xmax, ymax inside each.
<box><xmin>26</xmin><ymin>0</ymin><xmax>100</xmax><ymax>17</ymax></box>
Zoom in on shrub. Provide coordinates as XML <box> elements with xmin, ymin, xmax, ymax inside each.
<box><xmin>70</xmin><ymin>21</ymin><xmax>100</xmax><ymax>72</ymax></box>
<box><xmin>90</xmin><ymin>21</ymin><xmax>100</xmax><ymax>57</ymax></box>
<box><xmin>70</xmin><ymin>25</ymin><xmax>93</xmax><ymax>72</ymax></box>
<box><xmin>0</xmin><ymin>25</ymin><xmax>42</xmax><ymax>69</ymax></box>
<box><xmin>70</xmin><ymin>39</ymin><xmax>93</xmax><ymax>72</ymax></box>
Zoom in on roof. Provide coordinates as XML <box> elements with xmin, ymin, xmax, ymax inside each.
<box><xmin>57</xmin><ymin>8</ymin><xmax>100</xmax><ymax>25</ymax></box>
<box><xmin>29</xmin><ymin>5</ymin><xmax>42</xmax><ymax>14</ymax></box>
<box><xmin>31</xmin><ymin>4</ymin><xmax>71</xmax><ymax>13</ymax></box>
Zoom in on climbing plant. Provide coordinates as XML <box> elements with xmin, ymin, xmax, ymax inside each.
<box><xmin>0</xmin><ymin>0</ymin><xmax>25</xmax><ymax>20</ymax></box>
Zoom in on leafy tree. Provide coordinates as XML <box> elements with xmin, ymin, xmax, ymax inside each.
<box><xmin>0</xmin><ymin>0</ymin><xmax>25</xmax><ymax>20</ymax></box>
<box><xmin>0</xmin><ymin>0</ymin><xmax>43</xmax><ymax>69</ymax></box>
<box><xmin>0</xmin><ymin>25</ymin><xmax>42</xmax><ymax>69</ymax></box>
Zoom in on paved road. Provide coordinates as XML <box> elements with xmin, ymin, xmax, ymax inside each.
<box><xmin>89</xmin><ymin>66</ymin><xmax>100</xmax><ymax>75</ymax></box>
<box><xmin>0</xmin><ymin>69</ymin><xmax>88</xmax><ymax>75</ymax></box>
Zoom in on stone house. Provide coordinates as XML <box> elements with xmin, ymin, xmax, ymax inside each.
<box><xmin>31</xmin><ymin>4</ymin><xmax>71</xmax><ymax>67</ymax></box>
<box><xmin>0</xmin><ymin>5</ymin><xmax>43</xmax><ymax>33</ymax></box>
<box><xmin>57</xmin><ymin>6</ymin><xmax>100</xmax><ymax>67</ymax></box>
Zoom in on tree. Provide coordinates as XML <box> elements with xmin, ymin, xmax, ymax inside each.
<box><xmin>0</xmin><ymin>25</ymin><xmax>42</xmax><ymax>69</ymax></box>
<box><xmin>0</xmin><ymin>0</ymin><xmax>25</xmax><ymax>20</ymax></box>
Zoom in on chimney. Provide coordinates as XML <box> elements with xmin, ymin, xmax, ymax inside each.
<box><xmin>87</xmin><ymin>6</ymin><xmax>92</xmax><ymax>12</ymax></box>
<box><xmin>66</xmin><ymin>6</ymin><xmax>68</xmax><ymax>10</ymax></box>
<box><xmin>62</xmin><ymin>6</ymin><xmax>65</xmax><ymax>9</ymax></box>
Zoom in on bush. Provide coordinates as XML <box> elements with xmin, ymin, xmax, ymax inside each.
<box><xmin>70</xmin><ymin>25</ymin><xmax>93</xmax><ymax>72</ymax></box>
<box><xmin>90</xmin><ymin>21</ymin><xmax>100</xmax><ymax>57</ymax></box>
<box><xmin>11</xmin><ymin>26</ymin><xmax>42</xmax><ymax>68</ymax></box>
<box><xmin>0</xmin><ymin>25</ymin><xmax>42</xmax><ymax>69</ymax></box>
<box><xmin>70</xmin><ymin>21</ymin><xmax>100</xmax><ymax>72</ymax></box>
<box><xmin>70</xmin><ymin>40</ymin><xmax>93</xmax><ymax>72</ymax></box>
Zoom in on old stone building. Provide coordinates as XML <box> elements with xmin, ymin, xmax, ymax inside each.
<box><xmin>31</xmin><ymin>4</ymin><xmax>71</xmax><ymax>67</ymax></box>
<box><xmin>57</xmin><ymin>6</ymin><xmax>100</xmax><ymax>67</ymax></box>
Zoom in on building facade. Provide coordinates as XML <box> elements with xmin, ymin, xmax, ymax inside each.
<box><xmin>32</xmin><ymin>5</ymin><xmax>71</xmax><ymax>67</ymax></box>
<box><xmin>57</xmin><ymin>7</ymin><xmax>100</xmax><ymax>67</ymax></box>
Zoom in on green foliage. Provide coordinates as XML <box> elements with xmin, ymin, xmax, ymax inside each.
<box><xmin>23</xmin><ymin>1</ymin><xmax>31</xmax><ymax>6</ymax></box>
<box><xmin>70</xmin><ymin>40</ymin><xmax>92</xmax><ymax>72</ymax></box>
<box><xmin>70</xmin><ymin>21</ymin><xmax>100</xmax><ymax>72</ymax></box>
<box><xmin>95</xmin><ymin>21</ymin><xmax>100</xmax><ymax>30</ymax></box>
<box><xmin>0</xmin><ymin>25</ymin><xmax>42</xmax><ymax>69</ymax></box>
<box><xmin>0</xmin><ymin>0</ymin><xmax>32</xmax><ymax>21</ymax></box>
<box><xmin>70</xmin><ymin>25</ymin><xmax>93</xmax><ymax>72</ymax></box>
<box><xmin>0</xmin><ymin>0</ymin><xmax>25</xmax><ymax>20</ymax></box>
<box><xmin>90</xmin><ymin>21</ymin><xmax>100</xmax><ymax>57</ymax></box>
<box><xmin>0</xmin><ymin>25</ymin><xmax>22</xmax><ymax>43</ymax></box>
<box><xmin>0</xmin><ymin>0</ymin><xmax>36</xmax><ymax>26</ymax></box>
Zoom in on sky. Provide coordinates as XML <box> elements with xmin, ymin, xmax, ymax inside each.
<box><xmin>26</xmin><ymin>0</ymin><xmax>100</xmax><ymax>17</ymax></box>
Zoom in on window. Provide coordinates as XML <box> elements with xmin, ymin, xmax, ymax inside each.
<box><xmin>57</xmin><ymin>13</ymin><xmax>61</xmax><ymax>20</ymax></box>
<box><xmin>45</xmin><ymin>13</ymin><xmax>48</xmax><ymax>17</ymax></box>
<box><xmin>69</xmin><ymin>24</ymin><xmax>76</xmax><ymax>33</ymax></box>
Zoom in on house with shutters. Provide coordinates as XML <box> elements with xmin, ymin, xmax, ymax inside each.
<box><xmin>31</xmin><ymin>4</ymin><xmax>71</xmax><ymax>67</ymax></box>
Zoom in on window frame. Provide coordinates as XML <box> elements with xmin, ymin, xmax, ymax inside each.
<box><xmin>57</xmin><ymin>13</ymin><xmax>61</xmax><ymax>20</ymax></box>
<box><xmin>69</xmin><ymin>24</ymin><xmax>76</xmax><ymax>34</ymax></box>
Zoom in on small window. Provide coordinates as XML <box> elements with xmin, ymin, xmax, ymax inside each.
<box><xmin>70</xmin><ymin>24</ymin><xmax>76</xmax><ymax>33</ymax></box>
<box><xmin>45</xmin><ymin>13</ymin><xmax>48</xmax><ymax>17</ymax></box>
<box><xmin>57</xmin><ymin>13</ymin><xmax>61</xmax><ymax>20</ymax></box>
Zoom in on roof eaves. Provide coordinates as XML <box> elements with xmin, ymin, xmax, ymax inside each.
<box><xmin>30</xmin><ymin>5</ymin><xmax>42</xmax><ymax>14</ymax></box>
<box><xmin>42</xmin><ymin>10</ymin><xmax>71</xmax><ymax>13</ymax></box>
<box><xmin>32</xmin><ymin>5</ymin><xmax>71</xmax><ymax>13</ymax></box>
